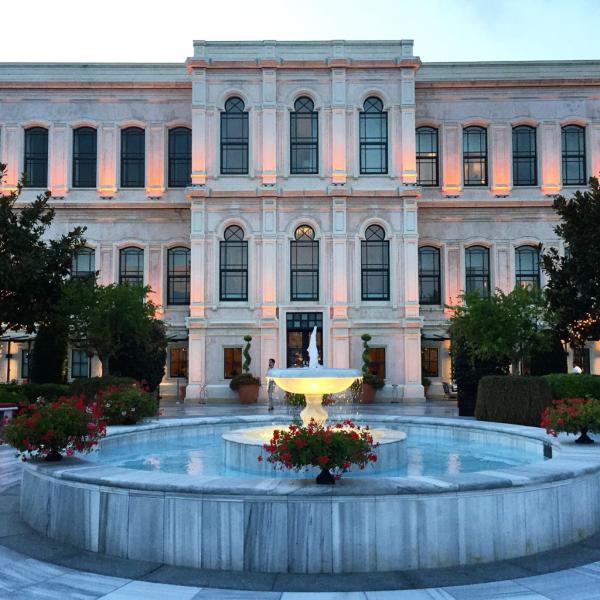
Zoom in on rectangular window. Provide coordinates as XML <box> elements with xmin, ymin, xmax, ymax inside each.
<box><xmin>416</xmin><ymin>127</ymin><xmax>439</xmax><ymax>186</ymax></box>
<box><xmin>168</xmin><ymin>128</ymin><xmax>192</xmax><ymax>187</ymax></box>
<box><xmin>290</xmin><ymin>240</ymin><xmax>319</xmax><ymax>301</ymax></box>
<box><xmin>121</xmin><ymin>128</ymin><xmax>145</xmax><ymax>188</ymax></box>
<box><xmin>224</xmin><ymin>347</ymin><xmax>242</xmax><ymax>379</ymax></box>
<box><xmin>72</xmin><ymin>127</ymin><xmax>97</xmax><ymax>188</ymax></box>
<box><xmin>219</xmin><ymin>238</ymin><xmax>248</xmax><ymax>301</ymax></box>
<box><xmin>169</xmin><ymin>347</ymin><xmax>188</xmax><ymax>378</ymax></box>
<box><xmin>72</xmin><ymin>248</ymin><xmax>95</xmax><ymax>279</ymax></box>
<box><xmin>512</xmin><ymin>126</ymin><xmax>537</xmax><ymax>186</ymax></box>
<box><xmin>419</xmin><ymin>246</ymin><xmax>441</xmax><ymax>305</ymax></box>
<box><xmin>221</xmin><ymin>111</ymin><xmax>249</xmax><ymax>174</ymax></box>
<box><xmin>562</xmin><ymin>125</ymin><xmax>586</xmax><ymax>186</ymax></box>
<box><xmin>21</xmin><ymin>349</ymin><xmax>30</xmax><ymax>379</ymax></box>
<box><xmin>368</xmin><ymin>347</ymin><xmax>386</xmax><ymax>378</ymax></box>
<box><xmin>359</xmin><ymin>111</ymin><xmax>387</xmax><ymax>174</ymax></box>
<box><xmin>465</xmin><ymin>246</ymin><xmax>490</xmax><ymax>298</ymax></box>
<box><xmin>463</xmin><ymin>127</ymin><xmax>487</xmax><ymax>186</ymax></box>
<box><xmin>24</xmin><ymin>128</ymin><xmax>48</xmax><ymax>188</ymax></box>
<box><xmin>422</xmin><ymin>347</ymin><xmax>439</xmax><ymax>378</ymax></box>
<box><xmin>71</xmin><ymin>350</ymin><xmax>91</xmax><ymax>379</ymax></box>
<box><xmin>290</xmin><ymin>111</ymin><xmax>318</xmax><ymax>174</ymax></box>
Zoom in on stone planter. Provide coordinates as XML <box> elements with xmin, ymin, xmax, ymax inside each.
<box><xmin>238</xmin><ymin>384</ymin><xmax>259</xmax><ymax>404</ymax></box>
<box><xmin>316</xmin><ymin>468</ymin><xmax>335</xmax><ymax>485</ymax></box>
<box><xmin>361</xmin><ymin>383</ymin><xmax>376</xmax><ymax>404</ymax></box>
<box><xmin>576</xmin><ymin>427</ymin><xmax>595</xmax><ymax>444</ymax></box>
<box><xmin>44</xmin><ymin>449</ymin><xmax>62</xmax><ymax>462</ymax></box>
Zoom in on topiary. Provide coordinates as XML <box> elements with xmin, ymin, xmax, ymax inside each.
<box><xmin>242</xmin><ymin>335</ymin><xmax>252</xmax><ymax>373</ymax></box>
<box><xmin>360</xmin><ymin>333</ymin><xmax>384</xmax><ymax>389</ymax></box>
<box><xmin>29</xmin><ymin>321</ymin><xmax>68</xmax><ymax>384</ymax></box>
<box><xmin>229</xmin><ymin>335</ymin><xmax>260</xmax><ymax>391</ymax></box>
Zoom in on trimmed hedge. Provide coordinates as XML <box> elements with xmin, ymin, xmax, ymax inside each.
<box><xmin>475</xmin><ymin>376</ymin><xmax>552</xmax><ymax>426</ymax></box>
<box><xmin>68</xmin><ymin>376</ymin><xmax>136</xmax><ymax>400</ymax></box>
<box><xmin>0</xmin><ymin>383</ymin><xmax>69</xmax><ymax>404</ymax></box>
<box><xmin>543</xmin><ymin>373</ymin><xmax>600</xmax><ymax>400</ymax></box>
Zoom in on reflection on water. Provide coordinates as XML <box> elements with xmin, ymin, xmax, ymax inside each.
<box><xmin>407</xmin><ymin>447</ymin><xmax>423</xmax><ymax>476</ymax></box>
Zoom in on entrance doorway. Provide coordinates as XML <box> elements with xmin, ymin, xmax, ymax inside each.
<box><xmin>286</xmin><ymin>312</ymin><xmax>323</xmax><ymax>367</ymax></box>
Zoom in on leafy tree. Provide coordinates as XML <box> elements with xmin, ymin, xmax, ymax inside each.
<box><xmin>29</xmin><ymin>320</ymin><xmax>68</xmax><ymax>384</ymax></box>
<box><xmin>0</xmin><ymin>164</ymin><xmax>85</xmax><ymax>334</ymax></box>
<box><xmin>541</xmin><ymin>177</ymin><xmax>600</xmax><ymax>352</ymax></box>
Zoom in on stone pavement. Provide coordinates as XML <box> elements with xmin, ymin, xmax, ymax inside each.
<box><xmin>1</xmin><ymin>402</ymin><xmax>600</xmax><ymax>599</ymax></box>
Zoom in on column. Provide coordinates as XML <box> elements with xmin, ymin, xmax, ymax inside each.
<box><xmin>98</xmin><ymin>123</ymin><xmax>117</xmax><ymax>197</ymax></box>
<box><xmin>400</xmin><ymin>68</ymin><xmax>417</xmax><ymax>185</ymax></box>
<box><xmin>540</xmin><ymin>121</ymin><xmax>561</xmax><ymax>195</ymax></box>
<box><xmin>403</xmin><ymin>330</ymin><xmax>425</xmax><ymax>400</ymax></box>
<box><xmin>331</xmin><ymin>197</ymin><xmax>349</xmax><ymax>368</ymax></box>
<box><xmin>147</xmin><ymin>244</ymin><xmax>163</xmax><ymax>316</ymax></box>
<box><xmin>490</xmin><ymin>123</ymin><xmax>511</xmax><ymax>196</ymax></box>
<box><xmin>261</xmin><ymin>198</ymin><xmax>277</xmax><ymax>319</ymax></box>
<box><xmin>444</xmin><ymin>243</ymin><xmax>462</xmax><ymax>310</ymax></box>
<box><xmin>0</xmin><ymin>124</ymin><xmax>20</xmax><ymax>192</ymax></box>
<box><xmin>99</xmin><ymin>245</ymin><xmax>114</xmax><ymax>286</ymax></box>
<box><xmin>261</xmin><ymin>69</ymin><xmax>277</xmax><ymax>186</ymax></box>
<box><xmin>441</xmin><ymin>122</ymin><xmax>462</xmax><ymax>196</ymax></box>
<box><xmin>402</xmin><ymin>198</ymin><xmax>419</xmax><ymax>318</ymax></box>
<box><xmin>191</xmin><ymin>69</ymin><xmax>207</xmax><ymax>186</ymax></box>
<box><xmin>49</xmin><ymin>123</ymin><xmax>68</xmax><ymax>197</ymax></box>
<box><xmin>331</xmin><ymin>68</ymin><xmax>347</xmax><ymax>185</ymax></box>
<box><xmin>146</xmin><ymin>123</ymin><xmax>165</xmax><ymax>197</ymax></box>
<box><xmin>495</xmin><ymin>243</ymin><xmax>512</xmax><ymax>293</ymax></box>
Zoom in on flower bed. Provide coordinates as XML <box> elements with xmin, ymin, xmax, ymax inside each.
<box><xmin>541</xmin><ymin>397</ymin><xmax>600</xmax><ymax>443</ymax></box>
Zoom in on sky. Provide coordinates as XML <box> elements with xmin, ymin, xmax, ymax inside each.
<box><xmin>3</xmin><ymin>0</ymin><xmax>600</xmax><ymax>63</ymax></box>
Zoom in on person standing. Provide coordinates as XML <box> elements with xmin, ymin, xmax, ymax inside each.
<box><xmin>267</xmin><ymin>358</ymin><xmax>276</xmax><ymax>411</ymax></box>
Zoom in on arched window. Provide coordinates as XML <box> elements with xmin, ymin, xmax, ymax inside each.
<box><xmin>465</xmin><ymin>246</ymin><xmax>490</xmax><ymax>297</ymax></box>
<box><xmin>359</xmin><ymin>97</ymin><xmax>387</xmax><ymax>174</ymax></box>
<box><xmin>168</xmin><ymin>127</ymin><xmax>191</xmax><ymax>187</ymax></box>
<box><xmin>119</xmin><ymin>247</ymin><xmax>144</xmax><ymax>286</ymax></box>
<box><xmin>290</xmin><ymin>225</ymin><xmax>319</xmax><ymax>301</ymax></box>
<box><xmin>361</xmin><ymin>224</ymin><xmax>389</xmax><ymax>300</ymax></box>
<box><xmin>72</xmin><ymin>127</ymin><xmax>97</xmax><ymax>188</ymax></box>
<box><xmin>416</xmin><ymin>127</ymin><xmax>438</xmax><ymax>186</ymax></box>
<box><xmin>512</xmin><ymin>125</ymin><xmax>537</xmax><ymax>186</ymax></box>
<box><xmin>290</xmin><ymin>97</ymin><xmax>318</xmax><ymax>174</ymax></box>
<box><xmin>515</xmin><ymin>246</ymin><xmax>540</xmax><ymax>288</ymax></box>
<box><xmin>220</xmin><ymin>225</ymin><xmax>248</xmax><ymax>301</ymax></box>
<box><xmin>167</xmin><ymin>247</ymin><xmax>190</xmax><ymax>305</ymax></box>
<box><xmin>72</xmin><ymin>247</ymin><xmax>95</xmax><ymax>279</ymax></box>
<box><xmin>463</xmin><ymin>126</ymin><xmax>487</xmax><ymax>186</ymax></box>
<box><xmin>121</xmin><ymin>127</ymin><xmax>145</xmax><ymax>188</ymax></box>
<box><xmin>24</xmin><ymin>127</ymin><xmax>48</xmax><ymax>188</ymax></box>
<box><xmin>221</xmin><ymin>97</ymin><xmax>248</xmax><ymax>174</ymax></box>
<box><xmin>418</xmin><ymin>246</ymin><xmax>441</xmax><ymax>305</ymax></box>
<box><xmin>562</xmin><ymin>125</ymin><xmax>586</xmax><ymax>185</ymax></box>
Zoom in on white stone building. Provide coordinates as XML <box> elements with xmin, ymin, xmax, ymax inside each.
<box><xmin>1</xmin><ymin>40</ymin><xmax>599</xmax><ymax>400</ymax></box>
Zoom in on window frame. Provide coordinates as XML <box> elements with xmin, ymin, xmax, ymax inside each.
<box><xmin>465</xmin><ymin>245</ymin><xmax>491</xmax><ymax>298</ymax></box>
<box><xmin>220</xmin><ymin>97</ymin><xmax>249</xmax><ymax>175</ymax></box>
<box><xmin>367</xmin><ymin>347</ymin><xmax>386</xmax><ymax>379</ymax></box>
<box><xmin>119</xmin><ymin>247</ymin><xmax>144</xmax><ymax>286</ymax></box>
<box><xmin>120</xmin><ymin>127</ymin><xmax>145</xmax><ymax>188</ymax></box>
<box><xmin>169</xmin><ymin>347</ymin><xmax>189</xmax><ymax>379</ymax></box>
<box><xmin>223</xmin><ymin>346</ymin><xmax>243</xmax><ymax>379</ymax></box>
<box><xmin>416</xmin><ymin>126</ymin><xmax>439</xmax><ymax>186</ymax></box>
<box><xmin>71</xmin><ymin>349</ymin><xmax>91</xmax><ymax>379</ymax></box>
<box><xmin>290</xmin><ymin>97</ymin><xmax>319</xmax><ymax>175</ymax></box>
<box><xmin>290</xmin><ymin>225</ymin><xmax>319</xmax><ymax>302</ymax></box>
<box><xmin>359</xmin><ymin>97</ymin><xmax>388</xmax><ymax>175</ymax></box>
<box><xmin>167</xmin><ymin>246</ymin><xmax>191</xmax><ymax>306</ymax></box>
<box><xmin>72</xmin><ymin>247</ymin><xmax>96</xmax><ymax>279</ymax></box>
<box><xmin>72</xmin><ymin>126</ymin><xmax>98</xmax><ymax>188</ymax></box>
<box><xmin>168</xmin><ymin>127</ymin><xmax>192</xmax><ymax>188</ymax></box>
<box><xmin>561</xmin><ymin>124</ymin><xmax>586</xmax><ymax>186</ymax></box>
<box><xmin>463</xmin><ymin>126</ymin><xmax>488</xmax><ymax>186</ymax></box>
<box><xmin>219</xmin><ymin>225</ymin><xmax>248</xmax><ymax>302</ymax></box>
<box><xmin>418</xmin><ymin>246</ymin><xmax>441</xmax><ymax>305</ymax></box>
<box><xmin>515</xmin><ymin>245</ymin><xmax>541</xmax><ymax>289</ymax></box>
<box><xmin>361</xmin><ymin>224</ymin><xmax>390</xmax><ymax>301</ymax></box>
<box><xmin>422</xmin><ymin>347</ymin><xmax>439</xmax><ymax>378</ymax></box>
<box><xmin>512</xmin><ymin>125</ymin><xmax>537</xmax><ymax>187</ymax></box>
<box><xmin>23</xmin><ymin>127</ymin><xmax>49</xmax><ymax>188</ymax></box>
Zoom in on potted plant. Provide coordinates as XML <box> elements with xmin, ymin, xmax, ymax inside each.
<box><xmin>541</xmin><ymin>397</ymin><xmax>600</xmax><ymax>444</ymax></box>
<box><xmin>229</xmin><ymin>335</ymin><xmax>260</xmax><ymax>403</ymax></box>
<box><xmin>422</xmin><ymin>376</ymin><xmax>432</xmax><ymax>398</ymax></box>
<box><xmin>360</xmin><ymin>334</ymin><xmax>384</xmax><ymax>403</ymax></box>
<box><xmin>4</xmin><ymin>395</ymin><xmax>106</xmax><ymax>461</ymax></box>
<box><xmin>258</xmin><ymin>418</ymin><xmax>379</xmax><ymax>484</ymax></box>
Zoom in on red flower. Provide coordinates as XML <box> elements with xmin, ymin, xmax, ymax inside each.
<box><xmin>318</xmin><ymin>455</ymin><xmax>329</xmax><ymax>466</ymax></box>
<box><xmin>295</xmin><ymin>438</ymin><xmax>307</xmax><ymax>448</ymax></box>
<box><xmin>257</xmin><ymin>455</ymin><xmax>263</xmax><ymax>462</ymax></box>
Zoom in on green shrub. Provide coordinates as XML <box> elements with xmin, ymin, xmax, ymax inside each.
<box><xmin>68</xmin><ymin>376</ymin><xmax>136</xmax><ymax>400</ymax></box>
<box><xmin>0</xmin><ymin>385</ymin><xmax>26</xmax><ymax>405</ymax></box>
<box><xmin>97</xmin><ymin>385</ymin><xmax>155</xmax><ymax>425</ymax></box>
<box><xmin>475</xmin><ymin>375</ymin><xmax>553</xmax><ymax>426</ymax></box>
<box><xmin>543</xmin><ymin>373</ymin><xmax>600</xmax><ymax>400</ymax></box>
<box><xmin>0</xmin><ymin>383</ymin><xmax>69</xmax><ymax>404</ymax></box>
<box><xmin>363</xmin><ymin>373</ymin><xmax>385</xmax><ymax>390</ymax></box>
<box><xmin>229</xmin><ymin>373</ymin><xmax>260</xmax><ymax>391</ymax></box>
<box><xmin>29</xmin><ymin>321</ymin><xmax>68</xmax><ymax>384</ymax></box>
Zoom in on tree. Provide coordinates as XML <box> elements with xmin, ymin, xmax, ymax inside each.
<box><xmin>0</xmin><ymin>164</ymin><xmax>86</xmax><ymax>334</ymax></box>
<box><xmin>29</xmin><ymin>320</ymin><xmax>68</xmax><ymax>384</ymax></box>
<box><xmin>64</xmin><ymin>280</ymin><xmax>161</xmax><ymax>376</ymax></box>
<box><xmin>541</xmin><ymin>177</ymin><xmax>600</xmax><ymax>352</ymax></box>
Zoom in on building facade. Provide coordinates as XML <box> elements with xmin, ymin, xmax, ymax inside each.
<box><xmin>1</xmin><ymin>40</ymin><xmax>599</xmax><ymax>399</ymax></box>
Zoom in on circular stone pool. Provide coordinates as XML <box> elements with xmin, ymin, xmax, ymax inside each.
<box><xmin>19</xmin><ymin>415</ymin><xmax>600</xmax><ymax>574</ymax></box>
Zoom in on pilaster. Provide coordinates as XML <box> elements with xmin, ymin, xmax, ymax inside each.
<box><xmin>49</xmin><ymin>123</ymin><xmax>68</xmax><ymax>197</ymax></box>
<box><xmin>331</xmin><ymin>68</ymin><xmax>347</xmax><ymax>185</ymax></box>
<box><xmin>444</xmin><ymin>243</ymin><xmax>462</xmax><ymax>310</ymax></box>
<box><xmin>441</xmin><ymin>122</ymin><xmax>462</xmax><ymax>196</ymax></box>
<box><xmin>495</xmin><ymin>242</ymin><xmax>512</xmax><ymax>293</ymax></box>
<box><xmin>98</xmin><ymin>123</ymin><xmax>117</xmax><ymax>197</ymax></box>
<box><xmin>99</xmin><ymin>245</ymin><xmax>113</xmax><ymax>286</ymax></box>
<box><xmin>590</xmin><ymin>121</ymin><xmax>600</xmax><ymax>180</ymax></box>
<box><xmin>147</xmin><ymin>244</ymin><xmax>163</xmax><ymax>316</ymax></box>
<box><xmin>400</xmin><ymin>68</ymin><xmax>417</xmax><ymax>185</ymax></box>
<box><xmin>261</xmin><ymin>68</ymin><xmax>277</xmax><ymax>186</ymax></box>
<box><xmin>190</xmin><ymin>199</ymin><xmax>206</xmax><ymax>319</ymax></box>
<box><xmin>261</xmin><ymin>197</ymin><xmax>277</xmax><ymax>319</ymax></box>
<box><xmin>0</xmin><ymin>124</ymin><xmax>20</xmax><ymax>192</ymax></box>
<box><xmin>146</xmin><ymin>123</ymin><xmax>165</xmax><ymax>197</ymax></box>
<box><xmin>191</xmin><ymin>69</ymin><xmax>207</xmax><ymax>186</ymax></box>
<box><xmin>490</xmin><ymin>123</ymin><xmax>511</xmax><ymax>196</ymax></box>
<box><xmin>402</xmin><ymin>198</ymin><xmax>419</xmax><ymax>317</ymax></box>
<box><xmin>540</xmin><ymin>120</ymin><xmax>561</xmax><ymax>195</ymax></box>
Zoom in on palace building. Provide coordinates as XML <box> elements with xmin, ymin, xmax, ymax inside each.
<box><xmin>1</xmin><ymin>40</ymin><xmax>599</xmax><ymax>400</ymax></box>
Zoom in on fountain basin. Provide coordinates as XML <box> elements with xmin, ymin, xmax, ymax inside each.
<box><xmin>268</xmin><ymin>367</ymin><xmax>361</xmax><ymax>396</ymax></box>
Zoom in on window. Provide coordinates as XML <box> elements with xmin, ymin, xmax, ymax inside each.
<box><xmin>72</xmin><ymin>247</ymin><xmax>95</xmax><ymax>279</ymax></box>
<box><xmin>416</xmin><ymin>127</ymin><xmax>439</xmax><ymax>186</ymax></box>
<box><xmin>290</xmin><ymin>225</ymin><xmax>319</xmax><ymax>301</ymax></box>
<box><xmin>119</xmin><ymin>247</ymin><xmax>144</xmax><ymax>286</ymax></box>
<box><xmin>465</xmin><ymin>246</ymin><xmax>490</xmax><ymax>297</ymax></box>
<box><xmin>221</xmin><ymin>97</ymin><xmax>248</xmax><ymax>174</ymax></box>
<box><xmin>21</xmin><ymin>349</ymin><xmax>30</xmax><ymax>380</ymax></box>
<box><xmin>24</xmin><ymin>127</ymin><xmax>48</xmax><ymax>188</ymax></box>
<box><xmin>463</xmin><ymin>126</ymin><xmax>487</xmax><ymax>186</ymax></box>
<box><xmin>512</xmin><ymin>125</ymin><xmax>537</xmax><ymax>186</ymax></box>
<box><xmin>290</xmin><ymin>97</ymin><xmax>318</xmax><ymax>174</ymax></box>
<box><xmin>359</xmin><ymin>97</ymin><xmax>387</xmax><ymax>174</ymax></box>
<box><xmin>419</xmin><ymin>246</ymin><xmax>441</xmax><ymax>305</ymax></box>
<box><xmin>121</xmin><ymin>127</ymin><xmax>145</xmax><ymax>187</ymax></box>
<box><xmin>368</xmin><ymin>347</ymin><xmax>386</xmax><ymax>378</ymax></box>
<box><xmin>72</xmin><ymin>127</ymin><xmax>97</xmax><ymax>188</ymax></box>
<box><xmin>224</xmin><ymin>347</ymin><xmax>242</xmax><ymax>379</ymax></box>
<box><xmin>220</xmin><ymin>225</ymin><xmax>248</xmax><ymax>301</ymax></box>
<box><xmin>361</xmin><ymin>224</ymin><xmax>390</xmax><ymax>301</ymax></box>
<box><xmin>167</xmin><ymin>247</ymin><xmax>190</xmax><ymax>305</ymax></box>
<box><xmin>422</xmin><ymin>347</ymin><xmax>439</xmax><ymax>377</ymax></box>
<box><xmin>168</xmin><ymin>127</ymin><xmax>191</xmax><ymax>187</ymax></box>
<box><xmin>562</xmin><ymin>125</ymin><xmax>586</xmax><ymax>185</ymax></box>
<box><xmin>573</xmin><ymin>346</ymin><xmax>591</xmax><ymax>374</ymax></box>
<box><xmin>71</xmin><ymin>350</ymin><xmax>91</xmax><ymax>379</ymax></box>
<box><xmin>169</xmin><ymin>347</ymin><xmax>188</xmax><ymax>378</ymax></box>
<box><xmin>515</xmin><ymin>246</ymin><xmax>540</xmax><ymax>288</ymax></box>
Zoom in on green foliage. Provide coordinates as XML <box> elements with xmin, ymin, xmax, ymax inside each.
<box><xmin>29</xmin><ymin>321</ymin><xmax>68</xmax><ymax>384</ymax></box>
<box><xmin>68</xmin><ymin>376</ymin><xmax>136</xmax><ymax>400</ymax></box>
<box><xmin>0</xmin><ymin>385</ymin><xmax>26</xmax><ymax>405</ymax></box>
<box><xmin>475</xmin><ymin>375</ymin><xmax>553</xmax><ymax>426</ymax></box>
<box><xmin>0</xmin><ymin>163</ymin><xmax>86</xmax><ymax>334</ymax></box>
<box><xmin>0</xmin><ymin>383</ymin><xmax>70</xmax><ymax>405</ymax></box>
<box><xmin>422</xmin><ymin>376</ymin><xmax>432</xmax><ymax>388</ymax></box>
<box><xmin>529</xmin><ymin>334</ymin><xmax>568</xmax><ymax>376</ymax></box>
<box><xmin>543</xmin><ymin>373</ymin><xmax>600</xmax><ymax>400</ymax></box>
<box><xmin>242</xmin><ymin>335</ymin><xmax>252</xmax><ymax>373</ymax></box>
<box><xmin>360</xmin><ymin>333</ymin><xmax>385</xmax><ymax>390</ymax></box>
<box><xmin>229</xmin><ymin>372</ymin><xmax>260</xmax><ymax>391</ymax></box>
<box><xmin>542</xmin><ymin>178</ymin><xmax>600</xmax><ymax>350</ymax></box>
<box><xmin>96</xmin><ymin>384</ymin><xmax>155</xmax><ymax>425</ymax></box>
<box><xmin>285</xmin><ymin>393</ymin><xmax>306</xmax><ymax>407</ymax></box>
<box><xmin>363</xmin><ymin>373</ymin><xmax>385</xmax><ymax>390</ymax></box>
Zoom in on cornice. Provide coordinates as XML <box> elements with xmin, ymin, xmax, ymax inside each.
<box><xmin>185</xmin><ymin>58</ymin><xmax>421</xmax><ymax>72</ymax></box>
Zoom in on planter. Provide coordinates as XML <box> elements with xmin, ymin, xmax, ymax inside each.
<box><xmin>575</xmin><ymin>427</ymin><xmax>595</xmax><ymax>444</ymax></box>
<box><xmin>361</xmin><ymin>383</ymin><xmax>376</xmax><ymax>404</ymax></box>
<box><xmin>44</xmin><ymin>449</ymin><xmax>62</xmax><ymax>462</ymax></box>
<box><xmin>238</xmin><ymin>384</ymin><xmax>260</xmax><ymax>404</ymax></box>
<box><xmin>316</xmin><ymin>468</ymin><xmax>335</xmax><ymax>485</ymax></box>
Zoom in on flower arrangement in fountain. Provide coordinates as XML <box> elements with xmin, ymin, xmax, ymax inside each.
<box><xmin>540</xmin><ymin>397</ymin><xmax>600</xmax><ymax>444</ymax></box>
<box><xmin>3</xmin><ymin>395</ymin><xmax>106</xmax><ymax>461</ymax></box>
<box><xmin>258</xmin><ymin>418</ymin><xmax>379</xmax><ymax>482</ymax></box>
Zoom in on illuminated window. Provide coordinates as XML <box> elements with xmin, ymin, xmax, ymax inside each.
<box><xmin>290</xmin><ymin>97</ymin><xmax>318</xmax><ymax>174</ymax></box>
<box><xmin>463</xmin><ymin>126</ymin><xmax>487</xmax><ymax>186</ymax></box>
<box><xmin>224</xmin><ymin>347</ymin><xmax>242</xmax><ymax>379</ymax></box>
<box><xmin>119</xmin><ymin>247</ymin><xmax>144</xmax><ymax>286</ymax></box>
<box><xmin>121</xmin><ymin>127</ymin><xmax>145</xmax><ymax>187</ymax></box>
<box><xmin>72</xmin><ymin>247</ymin><xmax>95</xmax><ymax>279</ymax></box>
<box><xmin>465</xmin><ymin>246</ymin><xmax>490</xmax><ymax>297</ymax></box>
<box><xmin>24</xmin><ymin>127</ymin><xmax>48</xmax><ymax>188</ymax></box>
<box><xmin>419</xmin><ymin>246</ymin><xmax>441</xmax><ymax>305</ymax></box>
<box><xmin>361</xmin><ymin>224</ymin><xmax>389</xmax><ymax>301</ymax></box>
<box><xmin>291</xmin><ymin>225</ymin><xmax>318</xmax><ymax>301</ymax></box>
<box><xmin>359</xmin><ymin>97</ymin><xmax>387</xmax><ymax>174</ymax></box>
<box><xmin>221</xmin><ymin>97</ymin><xmax>248</xmax><ymax>174</ymax></box>
<box><xmin>562</xmin><ymin>125</ymin><xmax>586</xmax><ymax>185</ymax></box>
<box><xmin>71</xmin><ymin>350</ymin><xmax>91</xmax><ymax>379</ymax></box>
<box><xmin>515</xmin><ymin>246</ymin><xmax>540</xmax><ymax>288</ymax></box>
<box><xmin>368</xmin><ymin>347</ymin><xmax>386</xmax><ymax>378</ymax></box>
<box><xmin>512</xmin><ymin>126</ymin><xmax>537</xmax><ymax>186</ymax></box>
<box><xmin>422</xmin><ymin>347</ymin><xmax>439</xmax><ymax>377</ymax></box>
<box><xmin>416</xmin><ymin>127</ymin><xmax>438</xmax><ymax>186</ymax></box>
<box><xmin>168</xmin><ymin>127</ymin><xmax>191</xmax><ymax>187</ymax></box>
<box><xmin>73</xmin><ymin>127</ymin><xmax>97</xmax><ymax>188</ymax></box>
<box><xmin>169</xmin><ymin>347</ymin><xmax>188</xmax><ymax>378</ymax></box>
<box><xmin>220</xmin><ymin>225</ymin><xmax>248</xmax><ymax>301</ymax></box>
<box><xmin>167</xmin><ymin>247</ymin><xmax>190</xmax><ymax>305</ymax></box>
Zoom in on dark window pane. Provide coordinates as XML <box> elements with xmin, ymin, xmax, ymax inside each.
<box><xmin>419</xmin><ymin>246</ymin><xmax>441</xmax><ymax>305</ymax></box>
<box><xmin>221</xmin><ymin>98</ymin><xmax>248</xmax><ymax>175</ymax></box>
<box><xmin>291</xmin><ymin>225</ymin><xmax>318</xmax><ymax>301</ymax></box>
<box><xmin>73</xmin><ymin>127</ymin><xmax>97</xmax><ymax>188</ymax></box>
<box><xmin>121</xmin><ymin>127</ymin><xmax>145</xmax><ymax>188</ymax></box>
<box><xmin>167</xmin><ymin>246</ymin><xmax>190</xmax><ymax>305</ymax></box>
<box><xmin>290</xmin><ymin>99</ymin><xmax>318</xmax><ymax>174</ymax></box>
<box><xmin>360</xmin><ymin>97</ymin><xmax>387</xmax><ymax>174</ymax></box>
<box><xmin>422</xmin><ymin>347</ymin><xmax>439</xmax><ymax>377</ymax></box>
<box><xmin>368</xmin><ymin>347</ymin><xmax>386</xmax><ymax>378</ymax></box>
<box><xmin>168</xmin><ymin>127</ymin><xmax>191</xmax><ymax>187</ymax></box>
<box><xmin>562</xmin><ymin>125</ymin><xmax>586</xmax><ymax>185</ymax></box>
<box><xmin>224</xmin><ymin>347</ymin><xmax>242</xmax><ymax>379</ymax></box>
<box><xmin>515</xmin><ymin>246</ymin><xmax>540</xmax><ymax>289</ymax></box>
<box><xmin>220</xmin><ymin>225</ymin><xmax>248</xmax><ymax>301</ymax></box>
<box><xmin>24</xmin><ymin>127</ymin><xmax>48</xmax><ymax>188</ymax></box>
<box><xmin>119</xmin><ymin>247</ymin><xmax>144</xmax><ymax>286</ymax></box>
<box><xmin>361</xmin><ymin>225</ymin><xmax>389</xmax><ymax>300</ymax></box>
<box><xmin>72</xmin><ymin>247</ymin><xmax>95</xmax><ymax>279</ymax></box>
<box><xmin>417</xmin><ymin>127</ymin><xmax>439</xmax><ymax>186</ymax></box>
<box><xmin>465</xmin><ymin>246</ymin><xmax>490</xmax><ymax>297</ymax></box>
<box><xmin>512</xmin><ymin>126</ymin><xmax>537</xmax><ymax>186</ymax></box>
<box><xmin>463</xmin><ymin>126</ymin><xmax>487</xmax><ymax>186</ymax></box>
<box><xmin>71</xmin><ymin>350</ymin><xmax>90</xmax><ymax>379</ymax></box>
<box><xmin>169</xmin><ymin>347</ymin><xmax>188</xmax><ymax>378</ymax></box>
